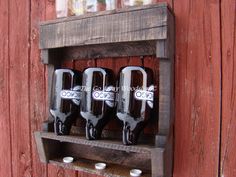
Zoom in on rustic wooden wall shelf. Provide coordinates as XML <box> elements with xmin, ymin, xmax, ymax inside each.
<box><xmin>35</xmin><ymin>3</ymin><xmax>175</xmax><ymax>177</ymax></box>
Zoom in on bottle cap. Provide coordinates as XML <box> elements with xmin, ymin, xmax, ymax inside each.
<box><xmin>95</xmin><ymin>163</ymin><xmax>107</xmax><ymax>170</ymax></box>
<box><xmin>130</xmin><ymin>169</ymin><xmax>142</xmax><ymax>177</ymax></box>
<box><xmin>63</xmin><ymin>157</ymin><xmax>74</xmax><ymax>163</ymax></box>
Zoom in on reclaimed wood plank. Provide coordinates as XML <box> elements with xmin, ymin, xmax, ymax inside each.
<box><xmin>143</xmin><ymin>56</ymin><xmax>159</xmax><ymax>135</ymax></box>
<box><xmin>34</xmin><ymin>132</ymin><xmax>48</xmax><ymax>163</ymax></box>
<box><xmin>35</xmin><ymin>131</ymin><xmax>171</xmax><ymax>176</ymax></box>
<box><xmin>60</xmin><ymin>41</ymin><xmax>156</xmax><ymax>62</ymax></box>
<box><xmin>0</xmin><ymin>0</ymin><xmax>12</xmax><ymax>177</ymax></box>
<box><xmin>39</xmin><ymin>5</ymin><xmax>169</xmax><ymax>49</ymax></box>
<box><xmin>30</xmin><ymin>0</ymin><xmax>48</xmax><ymax>176</ymax></box>
<box><xmin>220</xmin><ymin>0</ymin><xmax>236</xmax><ymax>176</ymax></box>
<box><xmin>38</xmin><ymin>132</ymin><xmax>154</xmax><ymax>153</ymax></box>
<box><xmin>173</xmin><ymin>0</ymin><xmax>221</xmax><ymax>177</ymax></box>
<box><xmin>48</xmin><ymin>165</ymin><xmax>78</xmax><ymax>177</ymax></box>
<box><xmin>49</xmin><ymin>158</ymin><xmax>151</xmax><ymax>177</ymax></box>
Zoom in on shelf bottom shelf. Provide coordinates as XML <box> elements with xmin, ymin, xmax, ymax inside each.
<box><xmin>35</xmin><ymin>131</ymin><xmax>171</xmax><ymax>177</ymax></box>
<box><xmin>49</xmin><ymin>157</ymin><xmax>151</xmax><ymax>177</ymax></box>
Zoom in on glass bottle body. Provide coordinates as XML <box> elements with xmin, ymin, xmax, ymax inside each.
<box><xmin>56</xmin><ymin>0</ymin><xmax>69</xmax><ymax>18</ymax></box>
<box><xmin>117</xmin><ymin>66</ymin><xmax>154</xmax><ymax>145</ymax></box>
<box><xmin>122</xmin><ymin>0</ymin><xmax>154</xmax><ymax>8</ymax></box>
<box><xmin>81</xmin><ymin>68</ymin><xmax>116</xmax><ymax>140</ymax></box>
<box><xmin>85</xmin><ymin>0</ymin><xmax>116</xmax><ymax>13</ymax></box>
<box><xmin>50</xmin><ymin>69</ymin><xmax>82</xmax><ymax>135</ymax></box>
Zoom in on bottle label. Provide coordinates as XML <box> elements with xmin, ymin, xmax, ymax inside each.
<box><xmin>134</xmin><ymin>85</ymin><xmax>154</xmax><ymax>108</ymax></box>
<box><xmin>92</xmin><ymin>86</ymin><xmax>115</xmax><ymax>107</ymax></box>
<box><xmin>60</xmin><ymin>86</ymin><xmax>81</xmax><ymax>106</ymax></box>
<box><xmin>86</xmin><ymin>0</ymin><xmax>97</xmax><ymax>12</ymax></box>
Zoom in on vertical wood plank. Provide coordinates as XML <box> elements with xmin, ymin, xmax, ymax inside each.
<box><xmin>173</xmin><ymin>0</ymin><xmax>221</xmax><ymax>177</ymax></box>
<box><xmin>46</xmin><ymin>0</ymin><xmax>56</xmax><ymax>20</ymax></box>
<box><xmin>143</xmin><ymin>56</ymin><xmax>159</xmax><ymax>134</ymax></box>
<box><xmin>9</xmin><ymin>0</ymin><xmax>33</xmax><ymax>176</ymax></box>
<box><xmin>30</xmin><ymin>0</ymin><xmax>48</xmax><ymax>176</ymax></box>
<box><xmin>220</xmin><ymin>0</ymin><xmax>236</xmax><ymax>176</ymax></box>
<box><xmin>0</xmin><ymin>0</ymin><xmax>12</xmax><ymax>177</ymax></box>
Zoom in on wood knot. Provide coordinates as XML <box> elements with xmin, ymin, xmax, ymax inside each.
<box><xmin>31</xmin><ymin>28</ymin><xmax>38</xmax><ymax>41</ymax></box>
<box><xmin>227</xmin><ymin>49</ymin><xmax>231</xmax><ymax>57</ymax></box>
<box><xmin>57</xmin><ymin>168</ymin><xmax>65</xmax><ymax>177</ymax></box>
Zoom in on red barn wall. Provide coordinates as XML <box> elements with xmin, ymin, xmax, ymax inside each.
<box><xmin>0</xmin><ymin>0</ymin><xmax>235</xmax><ymax>177</ymax></box>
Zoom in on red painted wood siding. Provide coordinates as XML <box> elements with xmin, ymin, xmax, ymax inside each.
<box><xmin>0</xmin><ymin>0</ymin><xmax>235</xmax><ymax>177</ymax></box>
<box><xmin>221</xmin><ymin>0</ymin><xmax>236</xmax><ymax>177</ymax></box>
<box><xmin>174</xmin><ymin>0</ymin><xmax>222</xmax><ymax>177</ymax></box>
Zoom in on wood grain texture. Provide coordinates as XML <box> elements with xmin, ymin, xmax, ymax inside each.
<box><xmin>46</xmin><ymin>0</ymin><xmax>56</xmax><ymax>20</ymax></box>
<box><xmin>173</xmin><ymin>0</ymin><xmax>221</xmax><ymax>177</ymax></box>
<box><xmin>35</xmin><ymin>131</ymin><xmax>171</xmax><ymax>176</ymax></box>
<box><xmin>48</xmin><ymin>165</ymin><xmax>77</xmax><ymax>177</ymax></box>
<box><xmin>0</xmin><ymin>0</ymin><xmax>12</xmax><ymax>177</ymax></box>
<box><xmin>220</xmin><ymin>0</ymin><xmax>236</xmax><ymax>177</ymax></box>
<box><xmin>143</xmin><ymin>56</ymin><xmax>159</xmax><ymax>134</ymax></box>
<box><xmin>9</xmin><ymin>0</ymin><xmax>33</xmax><ymax>176</ymax></box>
<box><xmin>30</xmin><ymin>0</ymin><xmax>48</xmax><ymax>176</ymax></box>
<box><xmin>39</xmin><ymin>132</ymin><xmax>154</xmax><ymax>153</ymax></box>
<box><xmin>59</xmin><ymin>42</ymin><xmax>156</xmax><ymax>62</ymax></box>
<box><xmin>39</xmin><ymin>5</ymin><xmax>168</xmax><ymax>49</ymax></box>
<box><xmin>49</xmin><ymin>159</ymin><xmax>151</xmax><ymax>177</ymax></box>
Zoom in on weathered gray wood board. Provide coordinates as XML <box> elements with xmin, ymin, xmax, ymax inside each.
<box><xmin>40</xmin><ymin>4</ymin><xmax>168</xmax><ymax>49</ymax></box>
<box><xmin>35</xmin><ymin>132</ymin><xmax>165</xmax><ymax>176</ymax></box>
<box><xmin>39</xmin><ymin>4</ymin><xmax>173</xmax><ymax>63</ymax></box>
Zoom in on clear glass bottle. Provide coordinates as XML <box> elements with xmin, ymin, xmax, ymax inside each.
<box><xmin>122</xmin><ymin>0</ymin><xmax>153</xmax><ymax>8</ymax></box>
<box><xmin>56</xmin><ymin>0</ymin><xmax>69</xmax><ymax>18</ymax></box>
<box><xmin>85</xmin><ymin>0</ymin><xmax>116</xmax><ymax>13</ymax></box>
<box><xmin>116</xmin><ymin>66</ymin><xmax>154</xmax><ymax>145</ymax></box>
<box><xmin>70</xmin><ymin>0</ymin><xmax>86</xmax><ymax>16</ymax></box>
<box><xmin>105</xmin><ymin>0</ymin><xmax>116</xmax><ymax>10</ymax></box>
<box><xmin>80</xmin><ymin>68</ymin><xmax>116</xmax><ymax>140</ymax></box>
<box><xmin>50</xmin><ymin>69</ymin><xmax>82</xmax><ymax>135</ymax></box>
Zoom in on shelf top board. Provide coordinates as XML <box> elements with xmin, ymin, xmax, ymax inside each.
<box><xmin>36</xmin><ymin>131</ymin><xmax>161</xmax><ymax>154</ymax></box>
<box><xmin>39</xmin><ymin>3</ymin><xmax>174</xmax><ymax>50</ymax></box>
